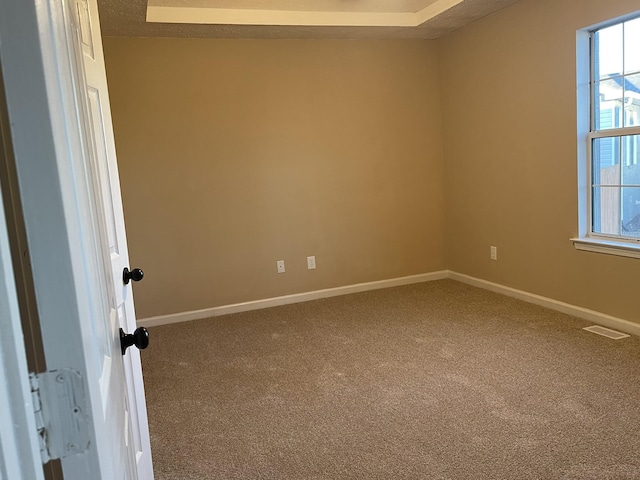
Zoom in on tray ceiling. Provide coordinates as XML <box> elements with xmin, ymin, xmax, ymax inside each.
<box><xmin>97</xmin><ymin>0</ymin><xmax>522</xmax><ymax>39</ymax></box>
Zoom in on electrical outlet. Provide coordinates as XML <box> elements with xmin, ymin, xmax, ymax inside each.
<box><xmin>276</xmin><ymin>260</ymin><xmax>285</xmax><ymax>273</ymax></box>
<box><xmin>307</xmin><ymin>256</ymin><xmax>316</xmax><ymax>270</ymax></box>
<box><xmin>490</xmin><ymin>246</ymin><xmax>498</xmax><ymax>261</ymax></box>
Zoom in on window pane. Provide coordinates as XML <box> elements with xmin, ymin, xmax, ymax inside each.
<box><xmin>622</xmin><ymin>187</ymin><xmax>640</xmax><ymax>237</ymax></box>
<box><xmin>590</xmin><ymin>18</ymin><xmax>640</xmax><ymax>240</ymax></box>
<box><xmin>596</xmin><ymin>23</ymin><xmax>623</xmax><ymax>79</ymax></box>
<box><xmin>593</xmin><ymin>137</ymin><xmax>621</xmax><ymax>185</ymax></box>
<box><xmin>595</xmin><ymin>79</ymin><xmax>623</xmax><ymax>130</ymax></box>
<box><xmin>592</xmin><ymin>186</ymin><xmax>621</xmax><ymax>235</ymax></box>
<box><xmin>623</xmin><ymin>73</ymin><xmax>640</xmax><ymax>127</ymax></box>
<box><xmin>624</xmin><ymin>17</ymin><xmax>640</xmax><ymax>74</ymax></box>
<box><xmin>621</xmin><ymin>134</ymin><xmax>640</xmax><ymax>175</ymax></box>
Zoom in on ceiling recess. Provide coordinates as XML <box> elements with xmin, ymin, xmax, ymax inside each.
<box><xmin>146</xmin><ymin>0</ymin><xmax>466</xmax><ymax>27</ymax></box>
<box><xmin>97</xmin><ymin>0</ymin><xmax>523</xmax><ymax>39</ymax></box>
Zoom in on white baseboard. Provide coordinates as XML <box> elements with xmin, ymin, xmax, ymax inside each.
<box><xmin>449</xmin><ymin>271</ymin><xmax>640</xmax><ymax>337</ymax></box>
<box><xmin>139</xmin><ymin>269</ymin><xmax>639</xmax><ymax>337</ymax></box>
<box><xmin>138</xmin><ymin>270</ymin><xmax>449</xmax><ymax>328</ymax></box>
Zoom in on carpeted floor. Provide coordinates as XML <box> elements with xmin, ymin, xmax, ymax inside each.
<box><xmin>142</xmin><ymin>279</ymin><xmax>640</xmax><ymax>479</ymax></box>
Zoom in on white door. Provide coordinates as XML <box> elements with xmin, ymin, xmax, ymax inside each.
<box><xmin>72</xmin><ymin>0</ymin><xmax>154</xmax><ymax>477</ymax></box>
<box><xmin>0</xmin><ymin>0</ymin><xmax>153</xmax><ymax>478</ymax></box>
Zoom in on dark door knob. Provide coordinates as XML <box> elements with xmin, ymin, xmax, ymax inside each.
<box><xmin>120</xmin><ymin>327</ymin><xmax>149</xmax><ymax>355</ymax></box>
<box><xmin>123</xmin><ymin>267</ymin><xmax>144</xmax><ymax>284</ymax></box>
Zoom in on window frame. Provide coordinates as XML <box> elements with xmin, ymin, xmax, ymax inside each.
<box><xmin>573</xmin><ymin>12</ymin><xmax>640</xmax><ymax>258</ymax></box>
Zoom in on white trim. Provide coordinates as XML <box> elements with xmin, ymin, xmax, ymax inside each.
<box><xmin>0</xmin><ymin>177</ymin><xmax>44</xmax><ymax>479</ymax></box>
<box><xmin>415</xmin><ymin>0</ymin><xmax>464</xmax><ymax>25</ymax></box>
<box><xmin>449</xmin><ymin>271</ymin><xmax>640</xmax><ymax>337</ymax></box>
<box><xmin>576</xmin><ymin>29</ymin><xmax>590</xmax><ymax>238</ymax></box>
<box><xmin>138</xmin><ymin>271</ymin><xmax>448</xmax><ymax>327</ymax></box>
<box><xmin>589</xmin><ymin>126</ymin><xmax>640</xmax><ymax>138</ymax></box>
<box><xmin>146</xmin><ymin>0</ymin><xmax>464</xmax><ymax>27</ymax></box>
<box><xmin>139</xmin><ymin>270</ymin><xmax>640</xmax><ymax>338</ymax></box>
<box><xmin>147</xmin><ymin>7</ymin><xmax>416</xmax><ymax>27</ymax></box>
<box><xmin>571</xmin><ymin>236</ymin><xmax>640</xmax><ymax>259</ymax></box>
<box><xmin>580</xmin><ymin>15</ymin><xmax>640</xmax><ymax>245</ymax></box>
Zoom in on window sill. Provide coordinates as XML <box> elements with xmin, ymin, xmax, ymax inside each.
<box><xmin>571</xmin><ymin>237</ymin><xmax>640</xmax><ymax>259</ymax></box>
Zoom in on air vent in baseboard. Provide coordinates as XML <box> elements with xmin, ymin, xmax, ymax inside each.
<box><xmin>583</xmin><ymin>325</ymin><xmax>630</xmax><ymax>340</ymax></box>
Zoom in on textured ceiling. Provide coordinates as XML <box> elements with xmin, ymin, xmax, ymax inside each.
<box><xmin>97</xmin><ymin>0</ymin><xmax>522</xmax><ymax>39</ymax></box>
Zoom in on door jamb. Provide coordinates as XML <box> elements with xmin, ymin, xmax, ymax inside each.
<box><xmin>0</xmin><ymin>50</ymin><xmax>65</xmax><ymax>480</ymax></box>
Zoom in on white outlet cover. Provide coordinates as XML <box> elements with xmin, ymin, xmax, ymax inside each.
<box><xmin>307</xmin><ymin>256</ymin><xmax>316</xmax><ymax>270</ymax></box>
<box><xmin>276</xmin><ymin>260</ymin><xmax>285</xmax><ymax>273</ymax></box>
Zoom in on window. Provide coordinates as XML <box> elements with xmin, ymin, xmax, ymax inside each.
<box><xmin>574</xmin><ymin>14</ymin><xmax>640</xmax><ymax>257</ymax></box>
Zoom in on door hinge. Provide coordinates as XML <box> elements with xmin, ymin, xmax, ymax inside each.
<box><xmin>29</xmin><ymin>368</ymin><xmax>90</xmax><ymax>463</ymax></box>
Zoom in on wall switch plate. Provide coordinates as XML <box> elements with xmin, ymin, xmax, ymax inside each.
<box><xmin>490</xmin><ymin>246</ymin><xmax>497</xmax><ymax>261</ymax></box>
<box><xmin>276</xmin><ymin>260</ymin><xmax>285</xmax><ymax>273</ymax></box>
<box><xmin>307</xmin><ymin>256</ymin><xmax>316</xmax><ymax>270</ymax></box>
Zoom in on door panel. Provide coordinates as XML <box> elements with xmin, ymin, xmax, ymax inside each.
<box><xmin>73</xmin><ymin>0</ymin><xmax>153</xmax><ymax>477</ymax></box>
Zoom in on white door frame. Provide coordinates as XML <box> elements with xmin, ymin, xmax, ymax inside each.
<box><xmin>0</xmin><ymin>181</ymin><xmax>44</xmax><ymax>480</ymax></box>
<box><xmin>0</xmin><ymin>0</ymin><xmax>151</xmax><ymax>478</ymax></box>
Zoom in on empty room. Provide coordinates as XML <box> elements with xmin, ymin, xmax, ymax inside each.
<box><xmin>99</xmin><ymin>0</ymin><xmax>640</xmax><ymax>477</ymax></box>
<box><xmin>5</xmin><ymin>0</ymin><xmax>638</xmax><ymax>478</ymax></box>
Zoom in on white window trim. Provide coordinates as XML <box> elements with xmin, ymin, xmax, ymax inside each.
<box><xmin>572</xmin><ymin>236</ymin><xmax>640</xmax><ymax>259</ymax></box>
<box><xmin>573</xmin><ymin>13</ymin><xmax>640</xmax><ymax>259</ymax></box>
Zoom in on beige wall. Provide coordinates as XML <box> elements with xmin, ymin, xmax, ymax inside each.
<box><xmin>439</xmin><ymin>0</ymin><xmax>640</xmax><ymax>322</ymax></box>
<box><xmin>105</xmin><ymin>0</ymin><xmax>640</xmax><ymax>324</ymax></box>
<box><xmin>103</xmin><ymin>38</ymin><xmax>446</xmax><ymax>318</ymax></box>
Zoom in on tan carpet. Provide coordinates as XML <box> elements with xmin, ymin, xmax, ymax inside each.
<box><xmin>142</xmin><ymin>279</ymin><xmax>640</xmax><ymax>479</ymax></box>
